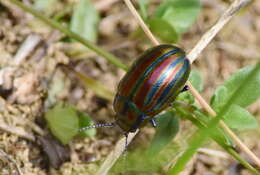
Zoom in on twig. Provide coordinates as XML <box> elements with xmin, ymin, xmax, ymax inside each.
<box><xmin>123</xmin><ymin>0</ymin><xmax>159</xmax><ymax>46</ymax></box>
<box><xmin>124</xmin><ymin>0</ymin><xmax>260</xmax><ymax>168</ymax></box>
<box><xmin>0</xmin><ymin>149</ymin><xmax>23</xmax><ymax>175</ymax></box>
<box><xmin>187</xmin><ymin>0</ymin><xmax>252</xmax><ymax>63</ymax></box>
<box><xmin>95</xmin><ymin>130</ymin><xmax>138</xmax><ymax>175</ymax></box>
<box><xmin>0</xmin><ymin>123</ymin><xmax>35</xmax><ymax>141</ymax></box>
<box><xmin>14</xmin><ymin>34</ymin><xmax>42</xmax><ymax>66</ymax></box>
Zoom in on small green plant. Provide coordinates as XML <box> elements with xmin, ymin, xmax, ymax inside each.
<box><xmin>45</xmin><ymin>103</ymin><xmax>96</xmax><ymax>144</ymax></box>
<box><xmin>138</xmin><ymin>0</ymin><xmax>201</xmax><ymax>43</ymax></box>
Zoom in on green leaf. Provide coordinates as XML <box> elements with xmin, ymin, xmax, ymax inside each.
<box><xmin>211</xmin><ymin>66</ymin><xmax>260</xmax><ymax>109</ymax></box>
<box><xmin>70</xmin><ymin>0</ymin><xmax>99</xmax><ymax>43</ymax></box>
<box><xmin>193</xmin><ymin>110</ymin><xmax>234</xmax><ymax>147</ymax></box>
<box><xmin>45</xmin><ymin>104</ymin><xmax>79</xmax><ymax>144</ymax></box>
<box><xmin>147</xmin><ymin>111</ymin><xmax>179</xmax><ymax>155</ymax></box>
<box><xmin>155</xmin><ymin>0</ymin><xmax>200</xmax><ymax>34</ymax></box>
<box><xmin>138</xmin><ymin>0</ymin><xmax>149</xmax><ymax>20</ymax></box>
<box><xmin>210</xmin><ymin>85</ymin><xmax>228</xmax><ymax>112</ymax></box>
<box><xmin>224</xmin><ymin>104</ymin><xmax>258</xmax><ymax>130</ymax></box>
<box><xmin>223</xmin><ymin>66</ymin><xmax>260</xmax><ymax>107</ymax></box>
<box><xmin>147</xmin><ymin>18</ymin><xmax>178</xmax><ymax>43</ymax></box>
<box><xmin>211</xmin><ymin>65</ymin><xmax>260</xmax><ymax>131</ymax></box>
<box><xmin>78</xmin><ymin>111</ymin><xmax>96</xmax><ymax>137</ymax></box>
<box><xmin>175</xmin><ymin>90</ymin><xmax>194</xmax><ymax>105</ymax></box>
<box><xmin>189</xmin><ymin>70</ymin><xmax>203</xmax><ymax>91</ymax></box>
<box><xmin>132</xmin><ymin>18</ymin><xmax>178</xmax><ymax>43</ymax></box>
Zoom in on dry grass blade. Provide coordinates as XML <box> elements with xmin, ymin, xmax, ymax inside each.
<box><xmin>0</xmin><ymin>123</ymin><xmax>35</xmax><ymax>141</ymax></box>
<box><xmin>95</xmin><ymin>130</ymin><xmax>138</xmax><ymax>175</ymax></box>
<box><xmin>96</xmin><ymin>0</ymin><xmax>259</xmax><ymax>174</ymax></box>
<box><xmin>187</xmin><ymin>0</ymin><xmax>252</xmax><ymax>63</ymax></box>
<box><xmin>14</xmin><ymin>34</ymin><xmax>42</xmax><ymax>66</ymax></box>
<box><xmin>123</xmin><ymin>0</ymin><xmax>160</xmax><ymax>46</ymax></box>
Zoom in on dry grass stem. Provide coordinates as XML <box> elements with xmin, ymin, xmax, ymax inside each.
<box><xmin>0</xmin><ymin>123</ymin><xmax>35</xmax><ymax>141</ymax></box>
<box><xmin>118</xmin><ymin>0</ymin><xmax>260</xmax><ymax>169</ymax></box>
<box><xmin>123</xmin><ymin>0</ymin><xmax>160</xmax><ymax>46</ymax></box>
<box><xmin>95</xmin><ymin>130</ymin><xmax>138</xmax><ymax>175</ymax></box>
<box><xmin>14</xmin><ymin>34</ymin><xmax>42</xmax><ymax>66</ymax></box>
<box><xmin>187</xmin><ymin>0</ymin><xmax>252</xmax><ymax>63</ymax></box>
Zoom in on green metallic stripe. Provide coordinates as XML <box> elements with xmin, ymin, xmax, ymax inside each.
<box><xmin>128</xmin><ymin>48</ymin><xmax>180</xmax><ymax>99</ymax></box>
<box><xmin>153</xmin><ymin>58</ymin><xmax>190</xmax><ymax>111</ymax></box>
<box><xmin>143</xmin><ymin>56</ymin><xmax>185</xmax><ymax>106</ymax></box>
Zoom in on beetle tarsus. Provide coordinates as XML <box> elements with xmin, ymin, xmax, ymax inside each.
<box><xmin>181</xmin><ymin>85</ymin><xmax>189</xmax><ymax>93</ymax></box>
<box><xmin>150</xmin><ymin>119</ymin><xmax>157</xmax><ymax>127</ymax></box>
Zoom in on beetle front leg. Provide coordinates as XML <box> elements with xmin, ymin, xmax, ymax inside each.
<box><xmin>180</xmin><ymin>85</ymin><xmax>189</xmax><ymax>93</ymax></box>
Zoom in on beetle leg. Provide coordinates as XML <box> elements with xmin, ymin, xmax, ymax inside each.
<box><xmin>150</xmin><ymin>118</ymin><xmax>157</xmax><ymax>127</ymax></box>
<box><xmin>180</xmin><ymin>85</ymin><xmax>189</xmax><ymax>93</ymax></box>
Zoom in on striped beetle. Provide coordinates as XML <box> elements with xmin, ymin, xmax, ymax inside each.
<box><xmin>80</xmin><ymin>44</ymin><xmax>190</xmax><ymax>141</ymax></box>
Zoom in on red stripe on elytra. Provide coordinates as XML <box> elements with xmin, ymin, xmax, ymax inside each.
<box><xmin>133</xmin><ymin>55</ymin><xmax>179</xmax><ymax>109</ymax></box>
<box><xmin>120</xmin><ymin>50</ymin><xmax>168</xmax><ymax>97</ymax></box>
<box><xmin>144</xmin><ymin>61</ymin><xmax>183</xmax><ymax>112</ymax></box>
<box><xmin>120</xmin><ymin>53</ymin><xmax>161</xmax><ymax>96</ymax></box>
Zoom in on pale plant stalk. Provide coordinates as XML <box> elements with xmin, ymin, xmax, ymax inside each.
<box><xmin>95</xmin><ymin>130</ymin><xmax>138</xmax><ymax>175</ymax></box>
<box><xmin>122</xmin><ymin>0</ymin><xmax>260</xmax><ymax>168</ymax></box>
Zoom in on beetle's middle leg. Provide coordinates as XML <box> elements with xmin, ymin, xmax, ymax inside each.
<box><xmin>150</xmin><ymin>118</ymin><xmax>157</xmax><ymax>127</ymax></box>
<box><xmin>149</xmin><ymin>114</ymin><xmax>164</xmax><ymax>128</ymax></box>
<box><xmin>180</xmin><ymin>85</ymin><xmax>189</xmax><ymax>93</ymax></box>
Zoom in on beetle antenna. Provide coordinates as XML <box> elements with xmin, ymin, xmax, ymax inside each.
<box><xmin>79</xmin><ymin>122</ymin><xmax>116</xmax><ymax>132</ymax></box>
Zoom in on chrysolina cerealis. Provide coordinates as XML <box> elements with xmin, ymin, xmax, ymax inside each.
<box><xmin>80</xmin><ymin>44</ymin><xmax>190</xmax><ymax>142</ymax></box>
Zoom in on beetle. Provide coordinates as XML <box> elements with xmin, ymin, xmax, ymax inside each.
<box><xmin>80</xmin><ymin>44</ymin><xmax>190</xmax><ymax>141</ymax></box>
